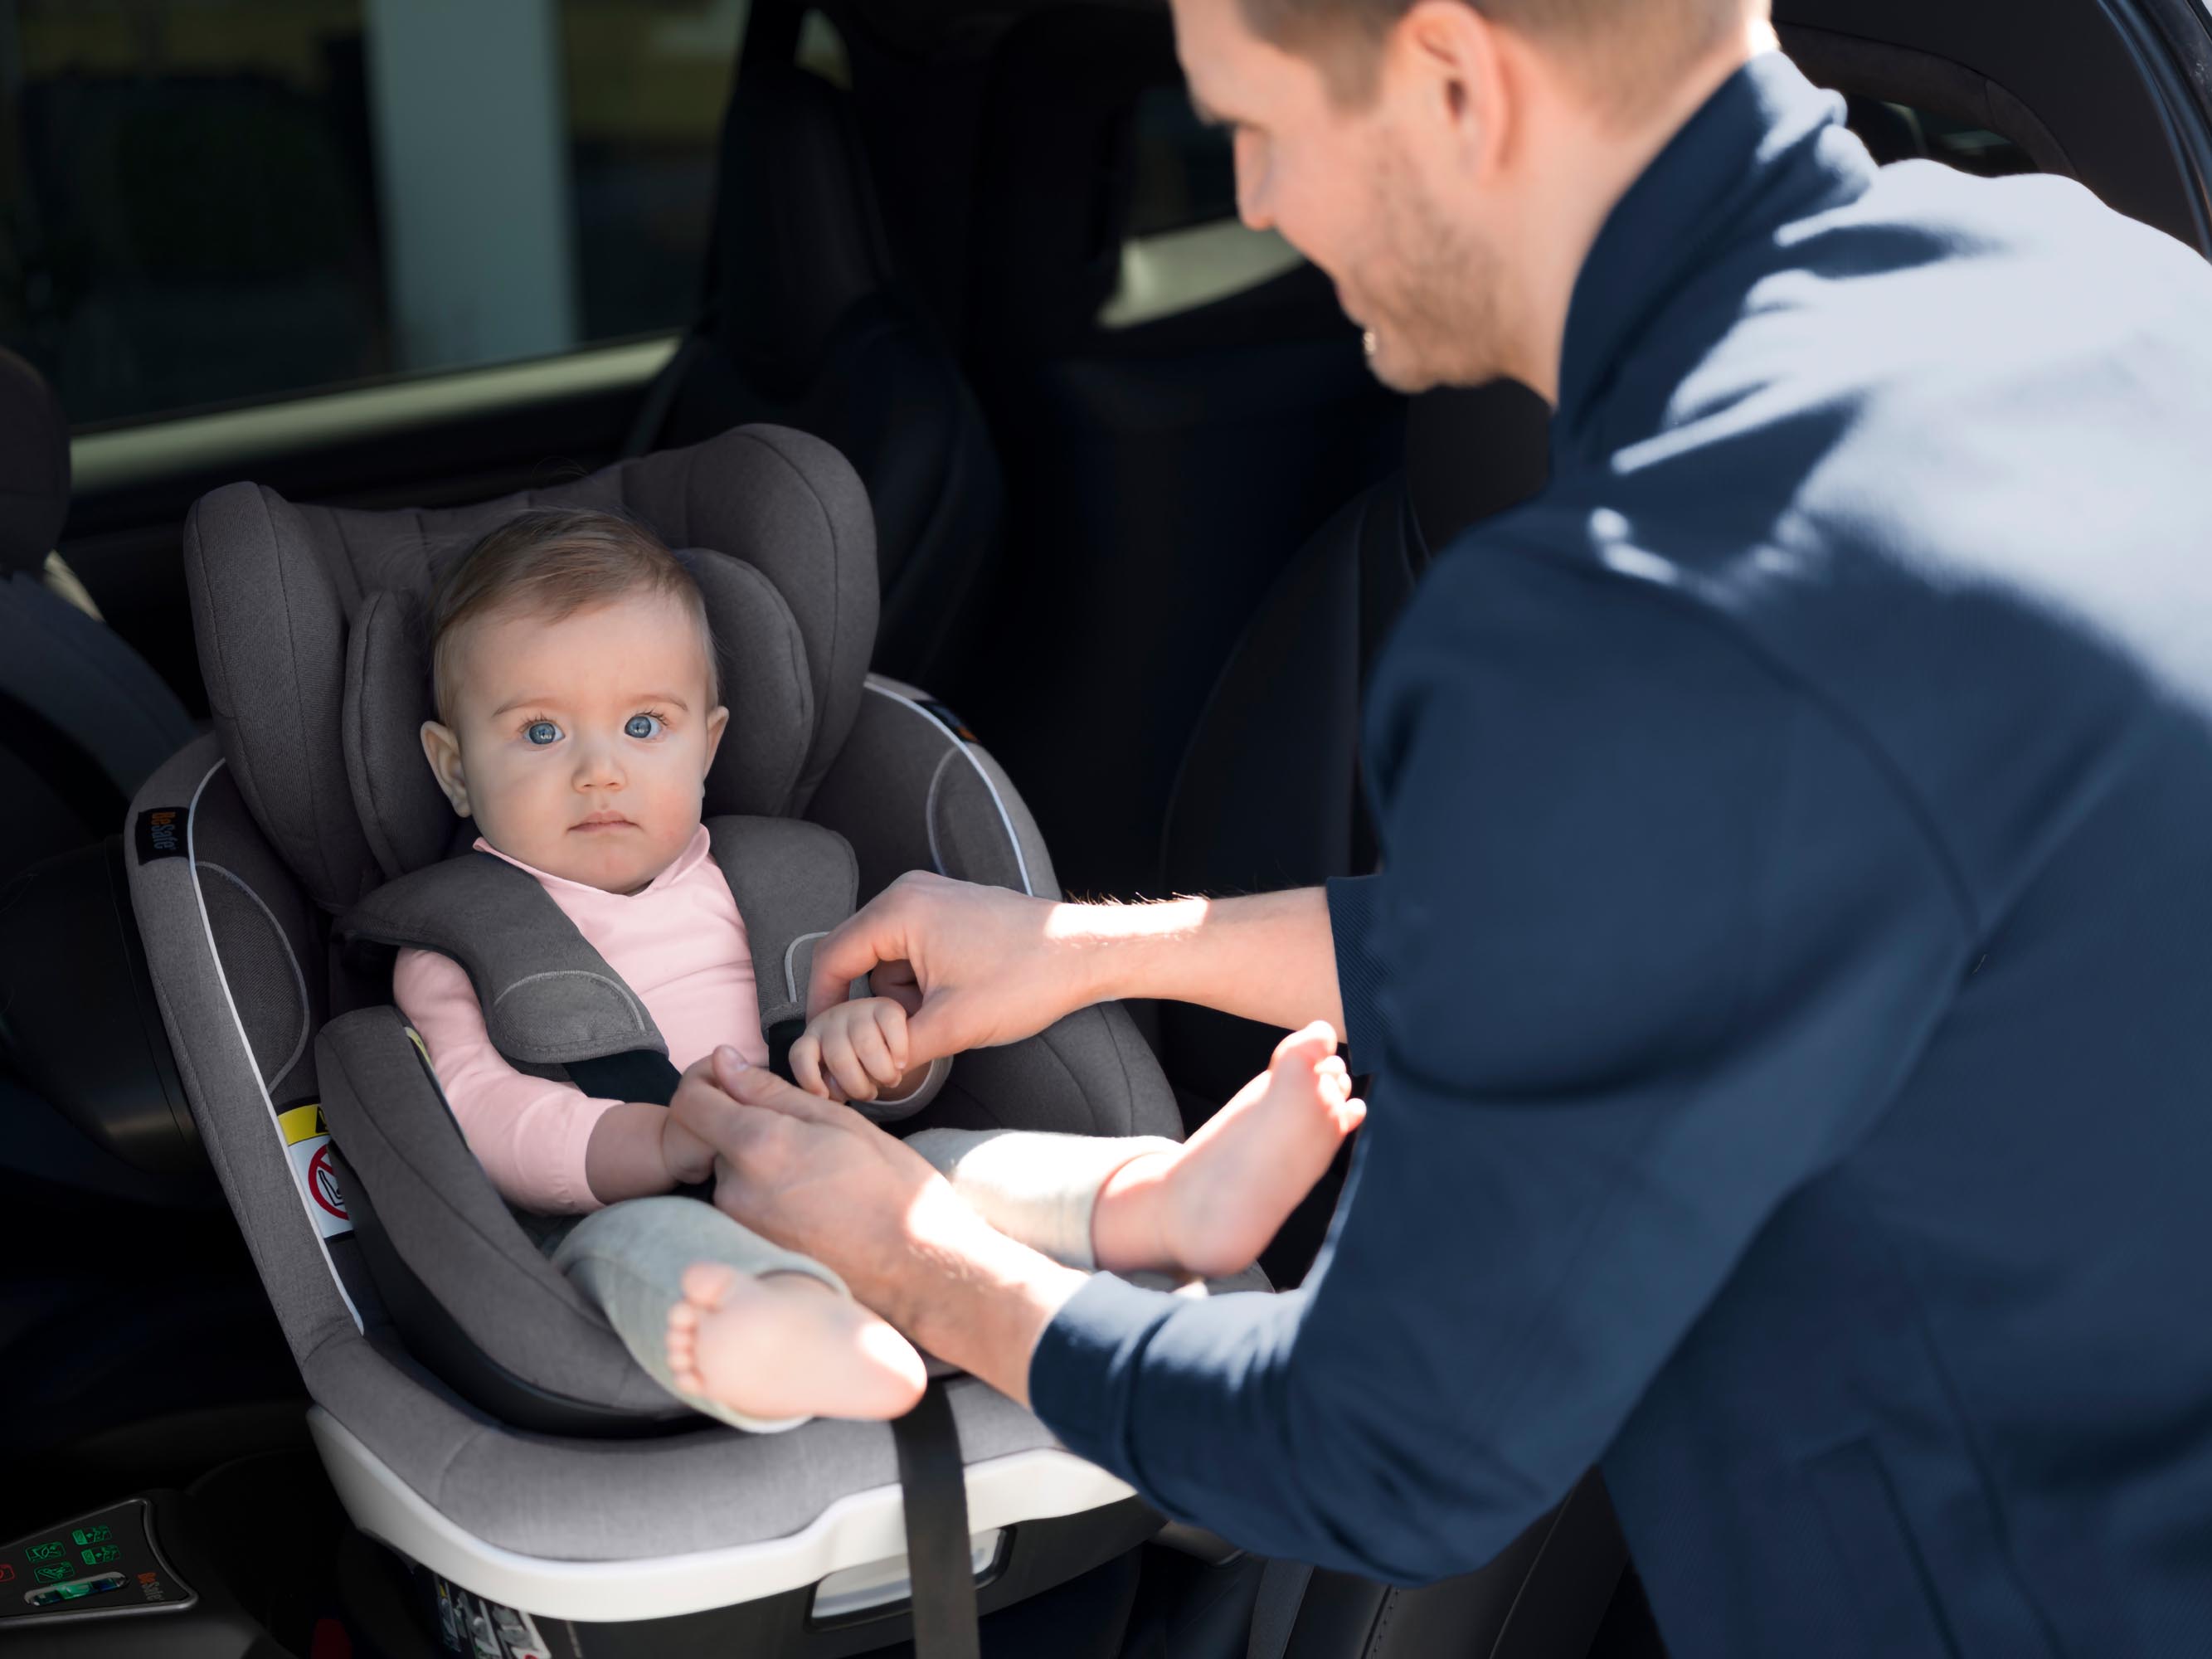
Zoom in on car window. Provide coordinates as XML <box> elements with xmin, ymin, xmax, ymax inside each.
<box><xmin>0</xmin><ymin>0</ymin><xmax>745</xmax><ymax>428</ymax></box>
<box><xmin>1103</xmin><ymin>82</ymin><xmax>1302</xmax><ymax>330</ymax></box>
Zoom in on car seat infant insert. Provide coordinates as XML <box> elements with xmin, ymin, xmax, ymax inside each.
<box><xmin>124</xmin><ymin>423</ymin><xmax>1212</xmax><ymax>1654</ymax></box>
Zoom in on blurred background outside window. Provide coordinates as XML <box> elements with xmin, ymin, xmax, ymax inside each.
<box><xmin>0</xmin><ymin>0</ymin><xmax>746</xmax><ymax>427</ymax></box>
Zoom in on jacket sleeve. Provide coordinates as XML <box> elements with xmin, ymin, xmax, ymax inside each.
<box><xmin>1325</xmin><ymin>874</ymin><xmax>1388</xmax><ymax>1072</ymax></box>
<box><xmin>1028</xmin><ymin>552</ymin><xmax>1971</xmax><ymax>1582</ymax></box>
<box><xmin>392</xmin><ymin>946</ymin><xmax>624</xmax><ymax>1215</ymax></box>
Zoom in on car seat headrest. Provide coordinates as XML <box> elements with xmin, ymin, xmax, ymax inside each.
<box><xmin>0</xmin><ymin>348</ymin><xmax>71</xmax><ymax>577</ymax></box>
<box><xmin>970</xmin><ymin>9</ymin><xmax>1181</xmax><ymax>358</ymax></box>
<box><xmin>186</xmin><ymin>426</ymin><xmax>877</xmax><ymax>912</ymax></box>
<box><xmin>712</xmin><ymin>65</ymin><xmax>896</xmax><ymax>396</ymax></box>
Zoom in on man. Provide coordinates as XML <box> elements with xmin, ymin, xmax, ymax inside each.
<box><xmin>673</xmin><ymin>0</ymin><xmax>2212</xmax><ymax>1651</ymax></box>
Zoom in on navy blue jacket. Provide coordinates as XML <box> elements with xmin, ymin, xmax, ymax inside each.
<box><xmin>1031</xmin><ymin>51</ymin><xmax>2212</xmax><ymax>1657</ymax></box>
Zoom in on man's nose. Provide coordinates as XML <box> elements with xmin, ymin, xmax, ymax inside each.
<box><xmin>1234</xmin><ymin>129</ymin><xmax>1273</xmax><ymax>232</ymax></box>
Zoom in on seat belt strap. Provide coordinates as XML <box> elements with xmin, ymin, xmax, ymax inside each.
<box><xmin>564</xmin><ymin>1049</ymin><xmax>686</xmax><ymax>1107</ymax></box>
<box><xmin>892</xmin><ymin>1380</ymin><xmax>982</xmax><ymax>1659</ymax></box>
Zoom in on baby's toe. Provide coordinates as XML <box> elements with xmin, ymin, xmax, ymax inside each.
<box><xmin>681</xmin><ymin>1261</ymin><xmax>741</xmax><ymax>1311</ymax></box>
<box><xmin>1273</xmin><ymin>1021</ymin><xmax>1338</xmax><ymax>1072</ymax></box>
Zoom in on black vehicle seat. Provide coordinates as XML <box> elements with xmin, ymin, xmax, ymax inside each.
<box><xmin>628</xmin><ymin>59</ymin><xmax>1002</xmax><ymax>690</ymax></box>
<box><xmin>0</xmin><ymin>348</ymin><xmax>196</xmax><ymax>883</ymax></box>
<box><xmin>1145</xmin><ymin>377</ymin><xmax>1636</xmax><ymax>1659</ymax></box>
<box><xmin>1157</xmin><ymin>379</ymin><xmax>1553</xmax><ymax>1130</ymax></box>
<box><xmin>954</xmin><ymin>4</ymin><xmax>1405</xmax><ymax>900</ymax></box>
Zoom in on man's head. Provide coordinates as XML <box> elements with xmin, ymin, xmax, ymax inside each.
<box><xmin>1170</xmin><ymin>0</ymin><xmax>1773</xmax><ymax>394</ymax></box>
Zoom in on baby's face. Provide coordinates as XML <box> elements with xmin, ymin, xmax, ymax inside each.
<box><xmin>421</xmin><ymin>592</ymin><xmax>727</xmax><ymax>894</ymax></box>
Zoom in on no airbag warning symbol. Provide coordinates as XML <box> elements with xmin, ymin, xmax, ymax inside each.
<box><xmin>280</xmin><ymin>1103</ymin><xmax>352</xmax><ymax>1240</ymax></box>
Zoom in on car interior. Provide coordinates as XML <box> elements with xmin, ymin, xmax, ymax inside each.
<box><xmin>2</xmin><ymin>1</ymin><xmax>2208</xmax><ymax>1656</ymax></box>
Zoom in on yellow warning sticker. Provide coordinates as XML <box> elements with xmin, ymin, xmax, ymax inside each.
<box><xmin>277</xmin><ymin>1104</ymin><xmax>327</xmax><ymax>1146</ymax></box>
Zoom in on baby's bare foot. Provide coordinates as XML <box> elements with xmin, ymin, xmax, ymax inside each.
<box><xmin>1098</xmin><ymin>1022</ymin><xmax>1364</xmax><ymax>1279</ymax></box>
<box><xmin>666</xmin><ymin>1262</ymin><xmax>926</xmax><ymax>1424</ymax></box>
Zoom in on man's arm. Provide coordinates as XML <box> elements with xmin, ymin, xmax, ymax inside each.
<box><xmin>803</xmin><ymin>875</ymin><xmax>1351</xmax><ymax>1067</ymax></box>
<box><xmin>673</xmin><ymin>1053</ymin><xmax>1083</xmax><ymax>1406</ymax></box>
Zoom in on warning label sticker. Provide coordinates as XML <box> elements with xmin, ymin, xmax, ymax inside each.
<box><xmin>279</xmin><ymin>1104</ymin><xmax>352</xmax><ymax>1238</ymax></box>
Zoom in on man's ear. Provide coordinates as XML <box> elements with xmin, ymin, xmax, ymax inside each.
<box><xmin>1396</xmin><ymin>0</ymin><xmax>1510</xmax><ymax>173</ymax></box>
<box><xmin>420</xmin><ymin>720</ymin><xmax>471</xmax><ymax>816</ymax></box>
<box><xmin>702</xmin><ymin>704</ymin><xmax>730</xmax><ymax>781</ymax></box>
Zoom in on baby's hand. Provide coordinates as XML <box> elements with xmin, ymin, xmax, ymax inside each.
<box><xmin>659</xmin><ymin>1107</ymin><xmax>717</xmax><ymax>1188</ymax></box>
<box><xmin>792</xmin><ymin>997</ymin><xmax>912</xmax><ymax>1103</ymax></box>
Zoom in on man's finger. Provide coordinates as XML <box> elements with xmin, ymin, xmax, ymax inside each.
<box><xmin>902</xmin><ymin>994</ymin><xmax>967</xmax><ymax>1068</ymax></box>
<box><xmin>806</xmin><ymin>895</ymin><xmax>913</xmax><ymax>1019</ymax></box>
<box><xmin>711</xmin><ymin>1047</ymin><xmax>860</xmax><ymax>1126</ymax></box>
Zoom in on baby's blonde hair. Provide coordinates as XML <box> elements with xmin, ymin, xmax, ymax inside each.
<box><xmin>428</xmin><ymin>508</ymin><xmax>720</xmax><ymax>723</ymax></box>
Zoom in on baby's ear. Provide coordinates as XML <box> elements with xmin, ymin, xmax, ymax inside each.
<box><xmin>419</xmin><ymin>720</ymin><xmax>470</xmax><ymax>816</ymax></box>
<box><xmin>702</xmin><ymin>704</ymin><xmax>730</xmax><ymax>777</ymax></box>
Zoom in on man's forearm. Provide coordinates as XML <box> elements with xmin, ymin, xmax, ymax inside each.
<box><xmin>1061</xmin><ymin>887</ymin><xmax>1344</xmax><ymax>1039</ymax></box>
<box><xmin>868</xmin><ymin>1184</ymin><xmax>1089</xmax><ymax>1406</ymax></box>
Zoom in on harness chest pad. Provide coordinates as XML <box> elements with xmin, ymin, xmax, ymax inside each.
<box><xmin>336</xmin><ymin>815</ymin><xmax>858</xmax><ymax>1072</ymax></box>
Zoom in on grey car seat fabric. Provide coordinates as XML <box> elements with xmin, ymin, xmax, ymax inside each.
<box><xmin>124</xmin><ymin>426</ymin><xmax>1193</xmax><ymax>1621</ymax></box>
<box><xmin>632</xmin><ymin>61</ymin><xmax>1003</xmax><ymax>691</ymax></box>
<box><xmin>0</xmin><ymin>347</ymin><xmax>195</xmax><ymax>879</ymax></box>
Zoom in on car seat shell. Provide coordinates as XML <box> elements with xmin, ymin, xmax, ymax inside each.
<box><xmin>127</xmin><ymin>425</ymin><xmax>1207</xmax><ymax>1628</ymax></box>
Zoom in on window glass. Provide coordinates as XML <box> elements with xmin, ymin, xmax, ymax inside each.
<box><xmin>1126</xmin><ymin>83</ymin><xmax>1237</xmax><ymax>239</ymax></box>
<box><xmin>0</xmin><ymin>0</ymin><xmax>743</xmax><ymax>428</ymax></box>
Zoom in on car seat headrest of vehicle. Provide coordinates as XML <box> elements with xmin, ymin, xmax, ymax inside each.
<box><xmin>0</xmin><ymin>347</ymin><xmax>71</xmax><ymax>577</ymax></box>
<box><xmin>184</xmin><ymin>425</ymin><xmax>878</xmax><ymax>912</ymax></box>
<box><xmin>713</xmin><ymin>64</ymin><xmax>897</xmax><ymax>393</ymax></box>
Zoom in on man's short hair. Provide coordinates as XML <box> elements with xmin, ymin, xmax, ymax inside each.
<box><xmin>1243</xmin><ymin>0</ymin><xmax>1757</xmax><ymax>114</ymax></box>
<box><xmin>428</xmin><ymin>507</ymin><xmax>720</xmax><ymax>723</ymax></box>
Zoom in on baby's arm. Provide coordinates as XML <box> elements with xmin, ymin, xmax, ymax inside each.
<box><xmin>585</xmin><ymin>1102</ymin><xmax>716</xmax><ymax>1204</ymax></box>
<box><xmin>394</xmin><ymin>948</ymin><xmax>699</xmax><ymax>1211</ymax></box>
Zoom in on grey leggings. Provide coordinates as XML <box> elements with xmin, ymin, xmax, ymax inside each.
<box><xmin>547</xmin><ymin>1126</ymin><xmax>1180</xmax><ymax>1433</ymax></box>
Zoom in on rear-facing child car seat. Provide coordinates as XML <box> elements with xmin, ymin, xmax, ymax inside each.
<box><xmin>124</xmin><ymin>423</ymin><xmax>1202</xmax><ymax>1655</ymax></box>
<box><xmin>0</xmin><ymin>346</ymin><xmax>196</xmax><ymax>883</ymax></box>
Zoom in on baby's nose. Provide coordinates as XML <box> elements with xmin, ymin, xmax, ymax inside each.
<box><xmin>573</xmin><ymin>742</ymin><xmax>625</xmax><ymax>786</ymax></box>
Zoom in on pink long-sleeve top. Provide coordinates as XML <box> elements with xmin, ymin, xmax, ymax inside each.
<box><xmin>392</xmin><ymin>825</ymin><xmax>770</xmax><ymax>1214</ymax></box>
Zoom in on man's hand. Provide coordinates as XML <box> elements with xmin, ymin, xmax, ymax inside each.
<box><xmin>669</xmin><ymin>1045</ymin><xmax>1087</xmax><ymax>1402</ymax></box>
<box><xmin>806</xmin><ymin>873</ymin><xmax>1348</xmax><ymax>1067</ymax></box>
<box><xmin>804</xmin><ymin>872</ymin><xmax>1087</xmax><ymax>1066</ymax></box>
<box><xmin>670</xmin><ymin>1045</ymin><xmax>951</xmax><ymax>1314</ymax></box>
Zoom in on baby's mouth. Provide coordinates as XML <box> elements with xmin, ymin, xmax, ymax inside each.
<box><xmin>572</xmin><ymin>813</ymin><xmax>636</xmax><ymax>833</ymax></box>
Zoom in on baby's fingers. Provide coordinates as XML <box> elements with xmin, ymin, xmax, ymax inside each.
<box><xmin>870</xmin><ymin>1000</ymin><xmax>911</xmax><ymax>1075</ymax></box>
<box><xmin>819</xmin><ymin>1029</ymin><xmax>879</xmax><ymax>1102</ymax></box>
<box><xmin>790</xmin><ymin>1033</ymin><xmax>837</xmax><ymax>1100</ymax></box>
<box><xmin>845</xmin><ymin>1013</ymin><xmax>902</xmax><ymax>1090</ymax></box>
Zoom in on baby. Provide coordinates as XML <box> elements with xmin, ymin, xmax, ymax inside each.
<box><xmin>396</xmin><ymin>507</ymin><xmax>1362</xmax><ymax>1430</ymax></box>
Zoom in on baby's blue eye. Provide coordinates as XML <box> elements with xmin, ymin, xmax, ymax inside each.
<box><xmin>625</xmin><ymin>713</ymin><xmax>664</xmax><ymax>741</ymax></box>
<box><xmin>525</xmin><ymin>720</ymin><xmax>561</xmax><ymax>746</ymax></box>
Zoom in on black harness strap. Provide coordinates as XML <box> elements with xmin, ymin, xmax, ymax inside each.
<box><xmin>564</xmin><ymin>1020</ymin><xmax>805</xmax><ymax>1112</ymax></box>
<box><xmin>576</xmin><ymin>1051</ymin><xmax>983</xmax><ymax>1656</ymax></box>
<box><xmin>564</xmin><ymin>1050</ymin><xmax>685</xmax><ymax>1107</ymax></box>
<box><xmin>892</xmin><ymin>1380</ymin><xmax>983</xmax><ymax>1659</ymax></box>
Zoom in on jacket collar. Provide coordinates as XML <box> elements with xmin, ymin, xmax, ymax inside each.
<box><xmin>1555</xmin><ymin>51</ymin><xmax>1861</xmax><ymax>439</ymax></box>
